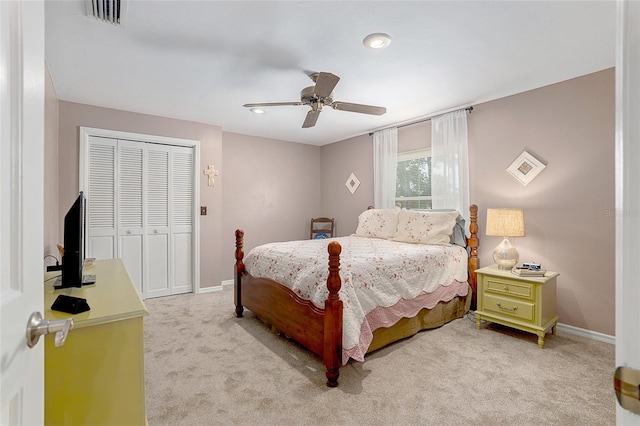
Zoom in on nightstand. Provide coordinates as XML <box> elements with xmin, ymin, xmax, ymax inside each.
<box><xmin>475</xmin><ymin>264</ymin><xmax>559</xmax><ymax>348</ymax></box>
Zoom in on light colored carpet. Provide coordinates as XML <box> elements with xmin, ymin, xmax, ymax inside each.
<box><xmin>144</xmin><ymin>288</ymin><xmax>615</xmax><ymax>425</ymax></box>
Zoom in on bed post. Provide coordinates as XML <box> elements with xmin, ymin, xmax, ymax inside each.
<box><xmin>234</xmin><ymin>229</ymin><xmax>245</xmax><ymax>318</ymax></box>
<box><xmin>467</xmin><ymin>205</ymin><xmax>479</xmax><ymax>310</ymax></box>
<box><xmin>324</xmin><ymin>241</ymin><xmax>343</xmax><ymax>387</ymax></box>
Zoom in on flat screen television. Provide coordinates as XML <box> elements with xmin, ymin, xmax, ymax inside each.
<box><xmin>57</xmin><ymin>191</ymin><xmax>86</xmax><ymax>288</ymax></box>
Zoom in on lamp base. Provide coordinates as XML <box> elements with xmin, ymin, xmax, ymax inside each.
<box><xmin>493</xmin><ymin>237</ymin><xmax>519</xmax><ymax>270</ymax></box>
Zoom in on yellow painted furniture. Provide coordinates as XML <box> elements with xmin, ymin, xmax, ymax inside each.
<box><xmin>44</xmin><ymin>258</ymin><xmax>148</xmax><ymax>425</ymax></box>
<box><xmin>475</xmin><ymin>264</ymin><xmax>559</xmax><ymax>348</ymax></box>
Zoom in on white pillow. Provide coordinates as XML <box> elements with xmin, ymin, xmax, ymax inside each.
<box><xmin>355</xmin><ymin>207</ymin><xmax>400</xmax><ymax>239</ymax></box>
<box><xmin>392</xmin><ymin>209</ymin><xmax>459</xmax><ymax>245</ymax></box>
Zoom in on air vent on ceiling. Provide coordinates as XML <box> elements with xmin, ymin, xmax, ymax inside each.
<box><xmin>85</xmin><ymin>0</ymin><xmax>127</xmax><ymax>26</ymax></box>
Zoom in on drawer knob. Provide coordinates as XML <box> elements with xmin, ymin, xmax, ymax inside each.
<box><xmin>496</xmin><ymin>302</ymin><xmax>518</xmax><ymax>312</ymax></box>
<box><xmin>503</xmin><ymin>285</ymin><xmax>509</xmax><ymax>291</ymax></box>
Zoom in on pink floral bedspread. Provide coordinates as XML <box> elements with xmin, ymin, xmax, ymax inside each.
<box><xmin>244</xmin><ymin>235</ymin><xmax>469</xmax><ymax>364</ymax></box>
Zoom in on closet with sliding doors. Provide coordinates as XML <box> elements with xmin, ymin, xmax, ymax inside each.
<box><xmin>79</xmin><ymin>127</ymin><xmax>200</xmax><ymax>299</ymax></box>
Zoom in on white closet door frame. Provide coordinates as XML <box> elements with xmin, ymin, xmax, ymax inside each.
<box><xmin>79</xmin><ymin>126</ymin><xmax>201</xmax><ymax>296</ymax></box>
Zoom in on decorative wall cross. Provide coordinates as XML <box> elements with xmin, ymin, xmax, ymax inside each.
<box><xmin>203</xmin><ymin>165</ymin><xmax>219</xmax><ymax>186</ymax></box>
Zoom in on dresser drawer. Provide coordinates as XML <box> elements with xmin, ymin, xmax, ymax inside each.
<box><xmin>484</xmin><ymin>277</ymin><xmax>533</xmax><ymax>300</ymax></box>
<box><xmin>482</xmin><ymin>293</ymin><xmax>535</xmax><ymax>322</ymax></box>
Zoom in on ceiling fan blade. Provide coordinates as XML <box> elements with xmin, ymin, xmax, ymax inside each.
<box><xmin>302</xmin><ymin>110</ymin><xmax>321</xmax><ymax>128</ymax></box>
<box><xmin>313</xmin><ymin>72</ymin><xmax>340</xmax><ymax>98</ymax></box>
<box><xmin>243</xmin><ymin>102</ymin><xmax>303</xmax><ymax>107</ymax></box>
<box><xmin>331</xmin><ymin>101</ymin><xmax>386</xmax><ymax>115</ymax></box>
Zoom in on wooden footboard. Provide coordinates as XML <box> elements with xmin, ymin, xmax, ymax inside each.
<box><xmin>235</xmin><ymin>230</ymin><xmax>343</xmax><ymax>387</ymax></box>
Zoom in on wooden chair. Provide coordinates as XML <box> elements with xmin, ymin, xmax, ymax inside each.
<box><xmin>310</xmin><ymin>217</ymin><xmax>335</xmax><ymax>239</ymax></box>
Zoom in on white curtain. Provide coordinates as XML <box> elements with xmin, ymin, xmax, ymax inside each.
<box><xmin>431</xmin><ymin>109</ymin><xmax>470</xmax><ymax>225</ymax></box>
<box><xmin>373</xmin><ymin>127</ymin><xmax>398</xmax><ymax>208</ymax></box>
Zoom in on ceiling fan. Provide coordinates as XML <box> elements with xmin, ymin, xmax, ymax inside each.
<box><xmin>243</xmin><ymin>72</ymin><xmax>387</xmax><ymax>128</ymax></box>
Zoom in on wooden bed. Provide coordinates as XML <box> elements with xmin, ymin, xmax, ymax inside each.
<box><xmin>234</xmin><ymin>204</ymin><xmax>479</xmax><ymax>387</ymax></box>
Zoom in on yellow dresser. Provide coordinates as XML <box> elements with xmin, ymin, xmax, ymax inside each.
<box><xmin>475</xmin><ymin>264</ymin><xmax>559</xmax><ymax>348</ymax></box>
<box><xmin>44</xmin><ymin>258</ymin><xmax>148</xmax><ymax>425</ymax></box>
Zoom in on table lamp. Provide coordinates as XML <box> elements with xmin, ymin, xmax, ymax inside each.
<box><xmin>486</xmin><ymin>208</ymin><xmax>525</xmax><ymax>269</ymax></box>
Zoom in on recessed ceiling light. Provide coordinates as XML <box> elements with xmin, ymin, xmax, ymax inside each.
<box><xmin>363</xmin><ymin>33</ymin><xmax>391</xmax><ymax>49</ymax></box>
<box><xmin>250</xmin><ymin>108</ymin><xmax>265</xmax><ymax>114</ymax></box>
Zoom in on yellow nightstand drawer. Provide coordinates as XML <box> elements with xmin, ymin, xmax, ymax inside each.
<box><xmin>482</xmin><ymin>293</ymin><xmax>535</xmax><ymax>322</ymax></box>
<box><xmin>485</xmin><ymin>278</ymin><xmax>533</xmax><ymax>299</ymax></box>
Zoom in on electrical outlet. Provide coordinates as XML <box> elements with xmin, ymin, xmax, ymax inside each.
<box><xmin>200</xmin><ymin>206</ymin><xmax>207</xmax><ymax>215</ymax></box>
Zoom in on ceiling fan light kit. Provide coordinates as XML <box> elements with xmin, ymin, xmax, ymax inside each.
<box><xmin>244</xmin><ymin>72</ymin><xmax>387</xmax><ymax>128</ymax></box>
<box><xmin>363</xmin><ymin>33</ymin><xmax>392</xmax><ymax>49</ymax></box>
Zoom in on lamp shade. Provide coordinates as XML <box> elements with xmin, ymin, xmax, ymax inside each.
<box><xmin>486</xmin><ymin>208</ymin><xmax>525</xmax><ymax>237</ymax></box>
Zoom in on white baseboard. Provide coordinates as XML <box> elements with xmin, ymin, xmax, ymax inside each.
<box><xmin>196</xmin><ymin>280</ymin><xmax>234</xmax><ymax>294</ymax></box>
<box><xmin>557</xmin><ymin>322</ymin><xmax>615</xmax><ymax>345</ymax></box>
<box><xmin>468</xmin><ymin>311</ymin><xmax>615</xmax><ymax>345</ymax></box>
<box><xmin>198</xmin><ymin>285</ymin><xmax>223</xmax><ymax>294</ymax></box>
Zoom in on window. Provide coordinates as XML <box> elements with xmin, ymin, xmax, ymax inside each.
<box><xmin>395</xmin><ymin>148</ymin><xmax>432</xmax><ymax>209</ymax></box>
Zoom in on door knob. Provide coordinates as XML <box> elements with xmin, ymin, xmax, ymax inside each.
<box><xmin>615</xmin><ymin>366</ymin><xmax>640</xmax><ymax>415</ymax></box>
<box><xmin>26</xmin><ymin>311</ymin><xmax>74</xmax><ymax>348</ymax></box>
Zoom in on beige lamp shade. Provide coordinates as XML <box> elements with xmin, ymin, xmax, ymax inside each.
<box><xmin>486</xmin><ymin>208</ymin><xmax>525</xmax><ymax>237</ymax></box>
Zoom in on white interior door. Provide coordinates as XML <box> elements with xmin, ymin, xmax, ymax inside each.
<box><xmin>615</xmin><ymin>1</ymin><xmax>640</xmax><ymax>424</ymax></box>
<box><xmin>80</xmin><ymin>127</ymin><xmax>200</xmax><ymax>298</ymax></box>
<box><xmin>170</xmin><ymin>146</ymin><xmax>194</xmax><ymax>294</ymax></box>
<box><xmin>118</xmin><ymin>140</ymin><xmax>145</xmax><ymax>293</ymax></box>
<box><xmin>0</xmin><ymin>1</ymin><xmax>45</xmax><ymax>424</ymax></box>
<box><xmin>86</xmin><ymin>136</ymin><xmax>117</xmax><ymax>260</ymax></box>
<box><xmin>145</xmin><ymin>143</ymin><xmax>171</xmax><ymax>298</ymax></box>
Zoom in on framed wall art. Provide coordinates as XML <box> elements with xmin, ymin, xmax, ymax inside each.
<box><xmin>345</xmin><ymin>173</ymin><xmax>360</xmax><ymax>194</ymax></box>
<box><xmin>506</xmin><ymin>150</ymin><xmax>546</xmax><ymax>186</ymax></box>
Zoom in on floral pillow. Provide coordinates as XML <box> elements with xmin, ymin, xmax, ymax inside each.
<box><xmin>355</xmin><ymin>207</ymin><xmax>400</xmax><ymax>239</ymax></box>
<box><xmin>392</xmin><ymin>209</ymin><xmax>459</xmax><ymax>245</ymax></box>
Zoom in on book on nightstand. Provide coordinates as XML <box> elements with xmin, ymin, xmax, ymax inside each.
<box><xmin>511</xmin><ymin>266</ymin><xmax>547</xmax><ymax>277</ymax></box>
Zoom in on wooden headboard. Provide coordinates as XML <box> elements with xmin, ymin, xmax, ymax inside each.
<box><xmin>467</xmin><ymin>204</ymin><xmax>479</xmax><ymax>310</ymax></box>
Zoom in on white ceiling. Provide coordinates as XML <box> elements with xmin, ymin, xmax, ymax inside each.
<box><xmin>45</xmin><ymin>1</ymin><xmax>616</xmax><ymax>146</ymax></box>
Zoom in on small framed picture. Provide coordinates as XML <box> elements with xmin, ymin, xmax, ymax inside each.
<box><xmin>506</xmin><ymin>150</ymin><xmax>546</xmax><ymax>186</ymax></box>
<box><xmin>345</xmin><ymin>173</ymin><xmax>360</xmax><ymax>194</ymax></box>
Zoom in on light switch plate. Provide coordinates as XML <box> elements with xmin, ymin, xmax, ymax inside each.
<box><xmin>200</xmin><ymin>206</ymin><xmax>207</xmax><ymax>215</ymax></box>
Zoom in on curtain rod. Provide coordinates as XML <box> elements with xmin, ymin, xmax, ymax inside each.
<box><xmin>368</xmin><ymin>106</ymin><xmax>473</xmax><ymax>136</ymax></box>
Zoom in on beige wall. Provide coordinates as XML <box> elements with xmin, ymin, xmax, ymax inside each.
<box><xmin>221</xmin><ymin>132</ymin><xmax>322</xmax><ymax>267</ymax></box>
<box><xmin>44</xmin><ymin>67</ymin><xmax>60</xmax><ymax>264</ymax></box>
<box><xmin>56</xmin><ymin>101</ymin><xmax>223</xmax><ymax>288</ymax></box>
<box><xmin>321</xmin><ymin>68</ymin><xmax>615</xmax><ymax>336</ymax></box>
<box><xmin>320</xmin><ymin>134</ymin><xmax>373</xmax><ymax>236</ymax></box>
<box><xmin>469</xmin><ymin>68</ymin><xmax>615</xmax><ymax>336</ymax></box>
<box><xmin>398</xmin><ymin>121</ymin><xmax>431</xmax><ymax>153</ymax></box>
